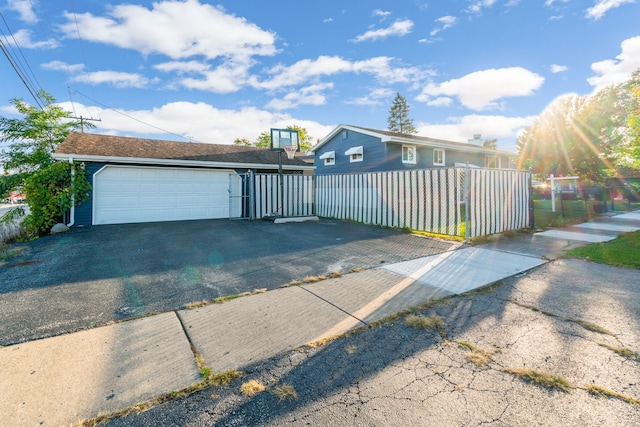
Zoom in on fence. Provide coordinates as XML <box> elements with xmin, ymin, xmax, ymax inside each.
<box><xmin>251</xmin><ymin>167</ymin><xmax>531</xmax><ymax>239</ymax></box>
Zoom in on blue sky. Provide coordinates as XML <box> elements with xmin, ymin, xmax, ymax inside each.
<box><xmin>1</xmin><ymin>0</ymin><xmax>639</xmax><ymax>153</ymax></box>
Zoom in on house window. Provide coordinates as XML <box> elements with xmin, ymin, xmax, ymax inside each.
<box><xmin>402</xmin><ymin>145</ymin><xmax>416</xmax><ymax>164</ymax></box>
<box><xmin>341</xmin><ymin>130</ymin><xmax>348</xmax><ymax>140</ymax></box>
<box><xmin>319</xmin><ymin>151</ymin><xmax>335</xmax><ymax>166</ymax></box>
<box><xmin>485</xmin><ymin>155</ymin><xmax>500</xmax><ymax>168</ymax></box>
<box><xmin>345</xmin><ymin>146</ymin><xmax>363</xmax><ymax>163</ymax></box>
<box><xmin>433</xmin><ymin>149</ymin><xmax>445</xmax><ymax>166</ymax></box>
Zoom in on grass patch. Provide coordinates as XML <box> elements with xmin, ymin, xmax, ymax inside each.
<box><xmin>273</xmin><ymin>384</ymin><xmax>297</xmax><ymax>401</ymax></box>
<box><xmin>598</xmin><ymin>343</ymin><xmax>640</xmax><ymax>361</ymax></box>
<box><xmin>565</xmin><ymin>318</ymin><xmax>615</xmax><ymax>336</ymax></box>
<box><xmin>586</xmin><ymin>384</ymin><xmax>640</xmax><ymax>406</ymax></box>
<box><xmin>240</xmin><ymin>380</ymin><xmax>266</xmax><ymax>396</ymax></box>
<box><xmin>410</xmin><ymin>230</ymin><xmax>464</xmax><ymax>242</ymax></box>
<box><xmin>462</xmin><ymin>281</ymin><xmax>504</xmax><ymax>296</ymax></box>
<box><xmin>457</xmin><ymin>341</ymin><xmax>494</xmax><ymax>367</ymax></box>
<box><xmin>0</xmin><ymin>245</ymin><xmax>26</xmax><ymax>261</ymax></box>
<box><xmin>504</xmin><ymin>368</ymin><xmax>573</xmax><ymax>392</ymax></box>
<box><xmin>566</xmin><ymin>230</ymin><xmax>640</xmax><ymax>270</ymax></box>
<box><xmin>185</xmin><ymin>288</ymin><xmax>267</xmax><ymax>309</ymax></box>
<box><xmin>77</xmin><ymin>369</ymin><xmax>243</xmax><ymax>426</ymax></box>
<box><xmin>405</xmin><ymin>313</ymin><xmax>445</xmax><ymax>330</ymax></box>
<box><xmin>508</xmin><ymin>300</ymin><xmax>546</xmax><ymax>314</ymax></box>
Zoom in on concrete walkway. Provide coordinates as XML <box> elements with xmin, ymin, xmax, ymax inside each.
<box><xmin>1</xmin><ymin>211</ymin><xmax>639</xmax><ymax>426</ymax></box>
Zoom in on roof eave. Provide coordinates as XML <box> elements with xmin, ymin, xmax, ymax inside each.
<box><xmin>52</xmin><ymin>153</ymin><xmax>315</xmax><ymax>171</ymax></box>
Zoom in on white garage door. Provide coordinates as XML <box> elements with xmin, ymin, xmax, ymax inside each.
<box><xmin>93</xmin><ymin>166</ymin><xmax>242</xmax><ymax>225</ymax></box>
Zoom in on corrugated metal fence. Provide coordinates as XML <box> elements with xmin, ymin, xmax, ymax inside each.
<box><xmin>252</xmin><ymin>167</ymin><xmax>531</xmax><ymax>239</ymax></box>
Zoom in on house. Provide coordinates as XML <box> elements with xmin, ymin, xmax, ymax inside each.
<box><xmin>311</xmin><ymin>125</ymin><xmax>516</xmax><ymax>175</ymax></box>
<box><xmin>52</xmin><ymin>132</ymin><xmax>313</xmax><ymax>226</ymax></box>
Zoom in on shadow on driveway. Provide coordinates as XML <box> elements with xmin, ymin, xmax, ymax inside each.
<box><xmin>0</xmin><ymin>219</ymin><xmax>459</xmax><ymax>345</ymax></box>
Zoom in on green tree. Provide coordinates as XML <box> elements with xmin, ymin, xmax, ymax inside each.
<box><xmin>624</xmin><ymin>70</ymin><xmax>640</xmax><ymax>170</ymax></box>
<box><xmin>233</xmin><ymin>137</ymin><xmax>251</xmax><ymax>146</ymax></box>
<box><xmin>483</xmin><ymin>138</ymin><xmax>498</xmax><ymax>150</ymax></box>
<box><xmin>0</xmin><ymin>91</ymin><xmax>91</xmax><ymax>236</ymax></box>
<box><xmin>387</xmin><ymin>93</ymin><xmax>417</xmax><ymax>134</ymax></box>
<box><xmin>254</xmin><ymin>130</ymin><xmax>271</xmax><ymax>148</ymax></box>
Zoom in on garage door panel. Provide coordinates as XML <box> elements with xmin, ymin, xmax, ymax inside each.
<box><xmin>94</xmin><ymin>166</ymin><xmax>240</xmax><ymax>225</ymax></box>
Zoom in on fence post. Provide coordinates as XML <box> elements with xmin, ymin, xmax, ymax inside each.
<box><xmin>464</xmin><ymin>164</ymin><xmax>470</xmax><ymax>242</ymax></box>
<box><xmin>528</xmin><ymin>172</ymin><xmax>535</xmax><ymax>229</ymax></box>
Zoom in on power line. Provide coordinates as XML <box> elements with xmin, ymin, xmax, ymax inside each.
<box><xmin>0</xmin><ymin>11</ymin><xmax>45</xmax><ymax>108</ymax></box>
<box><xmin>71</xmin><ymin>89</ymin><xmax>198</xmax><ymax>142</ymax></box>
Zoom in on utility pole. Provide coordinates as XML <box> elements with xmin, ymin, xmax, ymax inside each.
<box><xmin>67</xmin><ymin>115</ymin><xmax>101</xmax><ymax>133</ymax></box>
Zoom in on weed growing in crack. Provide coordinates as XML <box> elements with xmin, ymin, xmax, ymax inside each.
<box><xmin>456</xmin><ymin>341</ymin><xmax>494</xmax><ymax>367</ymax></box>
<box><xmin>273</xmin><ymin>384</ymin><xmax>297</xmax><ymax>400</ymax></box>
<box><xmin>406</xmin><ymin>313</ymin><xmax>444</xmax><ymax>330</ymax></box>
<box><xmin>566</xmin><ymin>318</ymin><xmax>615</xmax><ymax>336</ymax></box>
<box><xmin>504</xmin><ymin>368</ymin><xmax>573</xmax><ymax>392</ymax></box>
<box><xmin>346</xmin><ymin>345</ymin><xmax>357</xmax><ymax>354</ymax></box>
<box><xmin>586</xmin><ymin>384</ymin><xmax>640</xmax><ymax>406</ymax></box>
<box><xmin>240</xmin><ymin>380</ymin><xmax>266</xmax><ymax>396</ymax></box>
<box><xmin>598</xmin><ymin>343</ymin><xmax>640</xmax><ymax>361</ymax></box>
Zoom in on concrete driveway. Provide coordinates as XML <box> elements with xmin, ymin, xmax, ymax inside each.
<box><xmin>0</xmin><ymin>218</ymin><xmax>459</xmax><ymax>345</ymax></box>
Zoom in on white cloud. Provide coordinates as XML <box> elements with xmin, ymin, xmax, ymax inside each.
<box><xmin>373</xmin><ymin>10</ymin><xmax>392</xmax><ymax>18</ymax></box>
<box><xmin>2</xmin><ymin>29</ymin><xmax>58</xmax><ymax>49</ymax></box>
<box><xmin>7</xmin><ymin>0</ymin><xmax>38</xmax><ymax>24</ymax></box>
<box><xmin>585</xmin><ymin>0</ymin><xmax>635</xmax><ymax>20</ymax></box>
<box><xmin>417</xmin><ymin>67</ymin><xmax>545</xmax><ymax>111</ymax></box>
<box><xmin>59</xmin><ymin>0</ymin><xmax>276</xmax><ymax>61</ymax></box>
<box><xmin>550</xmin><ymin>64</ymin><xmax>568</xmax><ymax>73</ymax></box>
<box><xmin>351</xmin><ymin>19</ymin><xmax>414</xmax><ymax>42</ymax></box>
<box><xmin>58</xmin><ymin>101</ymin><xmax>334</xmax><ymax>146</ymax></box>
<box><xmin>253</xmin><ymin>55</ymin><xmax>427</xmax><ymax>91</ymax></box>
<box><xmin>266</xmin><ymin>83</ymin><xmax>334</xmax><ymax>110</ymax></box>
<box><xmin>71</xmin><ymin>71</ymin><xmax>154</xmax><ymax>89</ymax></box>
<box><xmin>41</xmin><ymin>60</ymin><xmax>85</xmax><ymax>73</ymax></box>
<box><xmin>426</xmin><ymin>97</ymin><xmax>453</xmax><ymax>107</ymax></box>
<box><xmin>544</xmin><ymin>0</ymin><xmax>570</xmax><ymax>6</ymax></box>
<box><xmin>588</xmin><ymin>35</ymin><xmax>640</xmax><ymax>90</ymax></box>
<box><xmin>417</xmin><ymin>114</ymin><xmax>536</xmax><ymax>151</ymax></box>
<box><xmin>467</xmin><ymin>0</ymin><xmax>498</xmax><ymax>14</ymax></box>
<box><xmin>154</xmin><ymin>61</ymin><xmax>211</xmax><ymax>75</ymax></box>
<box><xmin>347</xmin><ymin>88</ymin><xmax>394</xmax><ymax>106</ymax></box>
<box><xmin>323</xmin><ymin>18</ymin><xmax>334</xmax><ymax>23</ymax></box>
<box><xmin>430</xmin><ymin>15</ymin><xmax>457</xmax><ymax>37</ymax></box>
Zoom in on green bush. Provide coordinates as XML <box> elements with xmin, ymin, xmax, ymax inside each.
<box><xmin>22</xmin><ymin>162</ymin><xmax>91</xmax><ymax>236</ymax></box>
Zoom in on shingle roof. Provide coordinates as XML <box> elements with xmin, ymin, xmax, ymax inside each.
<box><xmin>54</xmin><ymin>133</ymin><xmax>309</xmax><ymax>167</ymax></box>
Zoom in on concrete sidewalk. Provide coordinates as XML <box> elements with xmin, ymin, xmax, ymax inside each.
<box><xmin>1</xmin><ymin>211</ymin><xmax>639</xmax><ymax>426</ymax></box>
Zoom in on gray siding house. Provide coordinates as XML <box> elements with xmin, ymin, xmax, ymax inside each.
<box><xmin>311</xmin><ymin>125</ymin><xmax>515</xmax><ymax>175</ymax></box>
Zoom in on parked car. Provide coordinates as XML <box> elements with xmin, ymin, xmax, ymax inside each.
<box><xmin>8</xmin><ymin>191</ymin><xmax>26</xmax><ymax>204</ymax></box>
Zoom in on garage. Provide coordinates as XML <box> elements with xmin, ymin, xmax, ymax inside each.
<box><xmin>93</xmin><ymin>166</ymin><xmax>241</xmax><ymax>225</ymax></box>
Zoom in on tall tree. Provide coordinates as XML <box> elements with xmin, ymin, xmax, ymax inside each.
<box><xmin>233</xmin><ymin>137</ymin><xmax>251</xmax><ymax>146</ymax></box>
<box><xmin>483</xmin><ymin>138</ymin><xmax>498</xmax><ymax>149</ymax></box>
<box><xmin>0</xmin><ymin>91</ymin><xmax>91</xmax><ymax>236</ymax></box>
<box><xmin>387</xmin><ymin>93</ymin><xmax>417</xmax><ymax>134</ymax></box>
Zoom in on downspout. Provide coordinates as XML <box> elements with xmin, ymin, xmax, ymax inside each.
<box><xmin>67</xmin><ymin>157</ymin><xmax>75</xmax><ymax>227</ymax></box>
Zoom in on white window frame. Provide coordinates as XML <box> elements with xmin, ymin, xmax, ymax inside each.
<box><xmin>485</xmin><ymin>155</ymin><xmax>500</xmax><ymax>168</ymax></box>
<box><xmin>319</xmin><ymin>151</ymin><xmax>335</xmax><ymax>166</ymax></box>
<box><xmin>402</xmin><ymin>145</ymin><xmax>416</xmax><ymax>164</ymax></box>
<box><xmin>345</xmin><ymin>146</ymin><xmax>363</xmax><ymax>163</ymax></box>
<box><xmin>433</xmin><ymin>149</ymin><xmax>445</xmax><ymax>166</ymax></box>
<box><xmin>324</xmin><ymin>157</ymin><xmax>335</xmax><ymax>166</ymax></box>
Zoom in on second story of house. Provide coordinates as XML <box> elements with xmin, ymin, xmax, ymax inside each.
<box><xmin>311</xmin><ymin>125</ymin><xmax>516</xmax><ymax>175</ymax></box>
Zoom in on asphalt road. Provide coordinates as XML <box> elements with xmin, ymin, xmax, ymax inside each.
<box><xmin>0</xmin><ymin>218</ymin><xmax>458</xmax><ymax>345</ymax></box>
<box><xmin>104</xmin><ymin>258</ymin><xmax>640</xmax><ymax>427</ymax></box>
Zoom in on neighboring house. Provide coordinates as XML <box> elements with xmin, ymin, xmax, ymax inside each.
<box><xmin>311</xmin><ymin>125</ymin><xmax>516</xmax><ymax>175</ymax></box>
<box><xmin>52</xmin><ymin>132</ymin><xmax>313</xmax><ymax>226</ymax></box>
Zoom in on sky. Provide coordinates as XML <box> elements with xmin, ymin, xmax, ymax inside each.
<box><xmin>0</xmin><ymin>0</ymin><xmax>639</xmax><ymax>154</ymax></box>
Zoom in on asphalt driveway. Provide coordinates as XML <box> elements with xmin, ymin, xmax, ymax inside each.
<box><xmin>0</xmin><ymin>218</ymin><xmax>459</xmax><ymax>345</ymax></box>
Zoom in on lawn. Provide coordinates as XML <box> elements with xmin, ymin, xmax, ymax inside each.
<box><xmin>567</xmin><ymin>230</ymin><xmax>640</xmax><ymax>270</ymax></box>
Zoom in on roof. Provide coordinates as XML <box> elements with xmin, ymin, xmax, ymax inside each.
<box><xmin>311</xmin><ymin>124</ymin><xmax>516</xmax><ymax>156</ymax></box>
<box><xmin>53</xmin><ymin>133</ymin><xmax>313</xmax><ymax>170</ymax></box>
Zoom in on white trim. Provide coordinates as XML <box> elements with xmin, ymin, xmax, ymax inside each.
<box><xmin>349</xmin><ymin>153</ymin><xmax>363</xmax><ymax>163</ymax></box>
<box><xmin>344</xmin><ymin>146</ymin><xmax>363</xmax><ymax>156</ymax></box>
<box><xmin>402</xmin><ymin>145</ymin><xmax>416</xmax><ymax>164</ymax></box>
<box><xmin>324</xmin><ymin>157</ymin><xmax>335</xmax><ymax>166</ymax></box>
<box><xmin>52</xmin><ymin>153</ymin><xmax>314</xmax><ymax>171</ymax></box>
<box><xmin>433</xmin><ymin>148</ymin><xmax>445</xmax><ymax>166</ymax></box>
<box><xmin>319</xmin><ymin>151</ymin><xmax>335</xmax><ymax>160</ymax></box>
